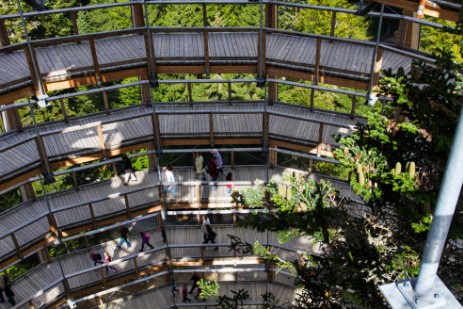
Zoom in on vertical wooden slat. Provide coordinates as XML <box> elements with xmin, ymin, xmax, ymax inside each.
<box><xmin>209</xmin><ymin>113</ymin><xmax>214</xmax><ymax>145</ymax></box>
<box><xmin>131</xmin><ymin>0</ymin><xmax>145</xmax><ymax>28</ymax></box>
<box><xmin>97</xmin><ymin>124</ymin><xmax>106</xmax><ymax>157</ymax></box>
<box><xmin>310</xmin><ymin>88</ymin><xmax>316</xmax><ymax>111</ymax></box>
<box><xmin>88</xmin><ymin>203</ymin><xmax>96</xmax><ymax>229</ymax></box>
<box><xmin>202</xmin><ymin>4</ymin><xmax>210</xmax><ymax>75</ymax></box>
<box><xmin>89</xmin><ymin>37</ymin><xmax>101</xmax><ymax>85</ymax></box>
<box><xmin>231</xmin><ymin>152</ymin><xmax>235</xmax><ymax>169</ymax></box>
<box><xmin>373</xmin><ymin>48</ymin><xmax>383</xmax><ymax>86</ymax></box>
<box><xmin>317</xmin><ymin>123</ymin><xmax>324</xmax><ymax>157</ymax></box>
<box><xmin>133</xmin><ymin>256</ymin><xmax>140</xmax><ymax>277</ymax></box>
<box><xmin>330</xmin><ymin>11</ymin><xmax>336</xmax><ymax>39</ymax></box>
<box><xmin>151</xmin><ymin>113</ymin><xmax>161</xmax><ymax>151</ymax></box>
<box><xmin>19</xmin><ymin>182</ymin><xmax>35</xmax><ymax>201</ymax></box>
<box><xmin>59</xmin><ymin>98</ymin><xmax>69</xmax><ymax>123</ymax></box>
<box><xmin>24</xmin><ymin>45</ymin><xmax>45</xmax><ymax>97</ymax></box>
<box><xmin>228</xmin><ymin>81</ymin><xmax>232</xmax><ymax>104</ymax></box>
<box><xmin>0</xmin><ymin>20</ymin><xmax>10</xmax><ymax>47</ymax></box>
<box><xmin>265</xmin><ymin>3</ymin><xmax>278</xmax><ymax>29</ymax></box>
<box><xmin>71</xmin><ymin>171</ymin><xmax>78</xmax><ymax>188</ymax></box>
<box><xmin>314</xmin><ymin>38</ymin><xmax>322</xmax><ymax>84</ymax></box>
<box><xmin>350</xmin><ymin>95</ymin><xmax>356</xmax><ymax>118</ymax></box>
<box><xmin>47</xmin><ymin>213</ymin><xmax>60</xmax><ymax>238</ymax></box>
<box><xmin>69</xmin><ymin>12</ymin><xmax>79</xmax><ymax>36</ymax></box>
<box><xmin>35</xmin><ymin>135</ymin><xmax>51</xmax><ymax>175</ymax></box>
<box><xmin>11</xmin><ymin>233</ymin><xmax>22</xmax><ymax>259</ymax></box>
<box><xmin>124</xmin><ymin>194</ymin><xmax>131</xmax><ymax>219</ymax></box>
<box><xmin>269</xmin><ymin>143</ymin><xmax>277</xmax><ymax>167</ymax></box>
<box><xmin>187</xmin><ymin>83</ymin><xmax>193</xmax><ymax>105</ymax></box>
<box><xmin>102</xmin><ymin>91</ymin><xmax>110</xmax><ymax>115</ymax></box>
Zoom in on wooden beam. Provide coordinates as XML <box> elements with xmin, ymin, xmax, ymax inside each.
<box><xmin>89</xmin><ymin>37</ymin><xmax>101</xmax><ymax>84</ymax></box>
<box><xmin>0</xmin><ymin>19</ymin><xmax>10</xmax><ymax>47</ymax></box>
<box><xmin>373</xmin><ymin>0</ymin><xmax>460</xmax><ymax>22</ymax></box>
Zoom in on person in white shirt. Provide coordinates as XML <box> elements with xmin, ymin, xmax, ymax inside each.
<box><xmin>164</xmin><ymin>165</ymin><xmax>178</xmax><ymax>198</ymax></box>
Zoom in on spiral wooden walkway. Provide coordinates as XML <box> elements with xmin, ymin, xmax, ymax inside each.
<box><xmin>1</xmin><ymin>224</ymin><xmax>312</xmax><ymax>309</ymax></box>
<box><xmin>0</xmin><ymin>30</ymin><xmax>424</xmax><ymax>104</ymax></box>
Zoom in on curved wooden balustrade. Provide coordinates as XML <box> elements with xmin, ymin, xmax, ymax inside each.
<box><xmin>2</xmin><ymin>224</ymin><xmax>312</xmax><ymax>309</ymax></box>
<box><xmin>0</xmin><ymin>28</ymin><xmax>433</xmax><ymax>104</ymax></box>
<box><xmin>0</xmin><ymin>101</ymin><xmax>363</xmax><ymax>191</ymax></box>
<box><xmin>0</xmin><ymin>165</ymin><xmax>361</xmax><ymax>270</ymax></box>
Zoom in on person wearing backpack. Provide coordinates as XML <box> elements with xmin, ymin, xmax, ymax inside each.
<box><xmin>89</xmin><ymin>252</ymin><xmax>104</xmax><ymax>267</ymax></box>
<box><xmin>103</xmin><ymin>252</ymin><xmax>117</xmax><ymax>273</ymax></box>
<box><xmin>139</xmin><ymin>231</ymin><xmax>154</xmax><ymax>252</ymax></box>
<box><xmin>116</xmin><ymin>226</ymin><xmax>131</xmax><ymax>249</ymax></box>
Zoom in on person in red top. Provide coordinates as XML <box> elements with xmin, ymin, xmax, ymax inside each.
<box><xmin>182</xmin><ymin>285</ymin><xmax>191</xmax><ymax>303</ymax></box>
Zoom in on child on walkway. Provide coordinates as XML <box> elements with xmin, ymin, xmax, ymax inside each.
<box><xmin>103</xmin><ymin>252</ymin><xmax>117</xmax><ymax>273</ymax></box>
<box><xmin>139</xmin><ymin>231</ymin><xmax>154</xmax><ymax>252</ymax></box>
<box><xmin>182</xmin><ymin>285</ymin><xmax>191</xmax><ymax>303</ymax></box>
<box><xmin>226</xmin><ymin>172</ymin><xmax>233</xmax><ymax>194</ymax></box>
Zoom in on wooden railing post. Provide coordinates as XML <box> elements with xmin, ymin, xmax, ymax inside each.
<box><xmin>71</xmin><ymin>170</ymin><xmax>78</xmax><ymax>188</ymax></box>
<box><xmin>209</xmin><ymin>113</ymin><xmax>214</xmax><ymax>146</ymax></box>
<box><xmin>0</xmin><ymin>19</ymin><xmax>10</xmax><ymax>47</ymax></box>
<box><xmin>59</xmin><ymin>98</ymin><xmax>69</xmax><ymax>123</ymax></box>
<box><xmin>102</xmin><ymin>91</ymin><xmax>110</xmax><ymax>115</ymax></box>
<box><xmin>97</xmin><ymin>123</ymin><xmax>106</xmax><ymax>157</ymax></box>
<box><xmin>350</xmin><ymin>95</ymin><xmax>356</xmax><ymax>118</ymax></box>
<box><xmin>227</xmin><ymin>81</ymin><xmax>232</xmax><ymax>104</ymax></box>
<box><xmin>314</xmin><ymin>38</ymin><xmax>322</xmax><ymax>85</ymax></box>
<box><xmin>265</xmin><ymin>3</ymin><xmax>278</xmax><ymax>29</ymax></box>
<box><xmin>202</xmin><ymin>4</ymin><xmax>210</xmax><ymax>75</ymax></box>
<box><xmin>24</xmin><ymin>45</ymin><xmax>45</xmax><ymax>98</ymax></box>
<box><xmin>317</xmin><ymin>123</ymin><xmax>324</xmax><ymax>157</ymax></box>
<box><xmin>69</xmin><ymin>12</ymin><xmax>79</xmax><ymax>36</ymax></box>
<box><xmin>88</xmin><ymin>203</ymin><xmax>96</xmax><ymax>229</ymax></box>
<box><xmin>11</xmin><ymin>233</ymin><xmax>22</xmax><ymax>259</ymax></box>
<box><xmin>310</xmin><ymin>88</ymin><xmax>316</xmax><ymax>111</ymax></box>
<box><xmin>330</xmin><ymin>11</ymin><xmax>337</xmax><ymax>39</ymax></box>
<box><xmin>130</xmin><ymin>0</ymin><xmax>145</xmax><ymax>28</ymax></box>
<box><xmin>124</xmin><ymin>194</ymin><xmax>131</xmax><ymax>219</ymax></box>
<box><xmin>133</xmin><ymin>256</ymin><xmax>140</xmax><ymax>277</ymax></box>
<box><xmin>269</xmin><ymin>143</ymin><xmax>277</xmax><ymax>167</ymax></box>
<box><xmin>89</xmin><ymin>37</ymin><xmax>101</xmax><ymax>85</ymax></box>
<box><xmin>19</xmin><ymin>182</ymin><xmax>36</xmax><ymax>201</ymax></box>
<box><xmin>187</xmin><ymin>82</ymin><xmax>193</xmax><ymax>105</ymax></box>
<box><xmin>35</xmin><ymin>135</ymin><xmax>52</xmax><ymax>178</ymax></box>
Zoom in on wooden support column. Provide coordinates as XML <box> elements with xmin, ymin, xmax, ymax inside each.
<box><xmin>0</xmin><ymin>20</ymin><xmax>10</xmax><ymax>47</ymax></box>
<box><xmin>330</xmin><ymin>11</ymin><xmax>337</xmax><ymax>39</ymax></box>
<box><xmin>69</xmin><ymin>12</ymin><xmax>79</xmax><ymax>36</ymax></box>
<box><xmin>202</xmin><ymin>4</ymin><xmax>210</xmax><ymax>75</ymax></box>
<box><xmin>102</xmin><ymin>91</ymin><xmax>110</xmax><ymax>114</ymax></box>
<box><xmin>310</xmin><ymin>88</ymin><xmax>316</xmax><ymax>111</ymax></box>
<box><xmin>150</xmin><ymin>112</ymin><xmax>161</xmax><ymax>151</ymax></box>
<box><xmin>24</xmin><ymin>45</ymin><xmax>45</xmax><ymax>97</ymax></box>
<box><xmin>139</xmin><ymin>77</ymin><xmax>152</xmax><ymax>104</ymax></box>
<box><xmin>59</xmin><ymin>98</ymin><xmax>69</xmax><ymax>123</ymax></box>
<box><xmin>373</xmin><ymin>48</ymin><xmax>383</xmax><ymax>87</ymax></box>
<box><xmin>37</xmin><ymin>246</ymin><xmax>50</xmax><ymax>263</ymax></box>
<box><xmin>88</xmin><ymin>203</ymin><xmax>96</xmax><ymax>229</ymax></box>
<box><xmin>124</xmin><ymin>194</ymin><xmax>131</xmax><ymax>219</ymax></box>
<box><xmin>265</xmin><ymin>3</ymin><xmax>278</xmax><ymax>29</ymax></box>
<box><xmin>187</xmin><ymin>83</ymin><xmax>193</xmax><ymax>105</ymax></box>
<box><xmin>130</xmin><ymin>0</ymin><xmax>145</xmax><ymax>28</ymax></box>
<box><xmin>317</xmin><ymin>123</ymin><xmax>324</xmax><ymax>157</ymax></box>
<box><xmin>143</xmin><ymin>30</ymin><xmax>157</xmax><ymax>78</ymax></box>
<box><xmin>269</xmin><ymin>143</ymin><xmax>277</xmax><ymax>167</ymax></box>
<box><xmin>350</xmin><ymin>95</ymin><xmax>356</xmax><ymax>118</ymax></box>
<box><xmin>71</xmin><ymin>171</ymin><xmax>78</xmax><ymax>188</ymax></box>
<box><xmin>2</xmin><ymin>106</ymin><xmax>22</xmax><ymax>131</ymax></box>
<box><xmin>267</xmin><ymin>78</ymin><xmax>277</xmax><ymax>104</ymax></box>
<box><xmin>35</xmin><ymin>135</ymin><xmax>51</xmax><ymax>177</ymax></box>
<box><xmin>20</xmin><ymin>182</ymin><xmax>35</xmax><ymax>201</ymax></box>
<box><xmin>314</xmin><ymin>38</ymin><xmax>322</xmax><ymax>85</ymax></box>
<box><xmin>11</xmin><ymin>233</ymin><xmax>22</xmax><ymax>259</ymax></box>
<box><xmin>97</xmin><ymin>124</ymin><xmax>106</xmax><ymax>157</ymax></box>
<box><xmin>262</xmin><ymin>112</ymin><xmax>270</xmax><ymax>149</ymax></box>
<box><xmin>89</xmin><ymin>37</ymin><xmax>101</xmax><ymax>85</ymax></box>
<box><xmin>227</xmin><ymin>81</ymin><xmax>232</xmax><ymax>104</ymax></box>
<box><xmin>397</xmin><ymin>10</ymin><xmax>420</xmax><ymax>49</ymax></box>
<box><xmin>209</xmin><ymin>113</ymin><xmax>214</xmax><ymax>146</ymax></box>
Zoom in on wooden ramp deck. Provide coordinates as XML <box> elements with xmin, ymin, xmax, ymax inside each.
<box><xmin>0</xmin><ymin>102</ymin><xmax>362</xmax><ymax>188</ymax></box>
<box><xmin>0</xmin><ymin>165</ymin><xmax>362</xmax><ymax>269</ymax></box>
<box><xmin>3</xmin><ymin>224</ymin><xmax>310</xmax><ymax>309</ymax></box>
<box><xmin>105</xmin><ymin>282</ymin><xmax>300</xmax><ymax>309</ymax></box>
<box><xmin>0</xmin><ymin>31</ymin><xmax>420</xmax><ymax>100</ymax></box>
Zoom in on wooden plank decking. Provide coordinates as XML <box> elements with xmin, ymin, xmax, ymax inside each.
<box><xmin>0</xmin><ymin>32</ymin><xmax>418</xmax><ymax>98</ymax></box>
<box><xmin>0</xmin><ymin>223</ymin><xmax>310</xmax><ymax>309</ymax></box>
<box><xmin>0</xmin><ymin>102</ymin><xmax>362</xmax><ymax>187</ymax></box>
<box><xmin>0</xmin><ymin>165</ymin><xmax>361</xmax><ymax>268</ymax></box>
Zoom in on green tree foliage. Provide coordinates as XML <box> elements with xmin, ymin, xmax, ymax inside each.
<box><xmin>231</xmin><ymin>175</ymin><xmax>424</xmax><ymax>307</ymax></box>
<box><xmin>291</xmin><ymin>0</ymin><xmax>371</xmax><ymax>40</ymax></box>
<box><xmin>0</xmin><ymin>189</ymin><xmax>21</xmax><ymax>212</ymax></box>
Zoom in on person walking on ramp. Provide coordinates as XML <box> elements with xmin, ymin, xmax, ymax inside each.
<box><xmin>139</xmin><ymin>231</ymin><xmax>154</xmax><ymax>252</ymax></box>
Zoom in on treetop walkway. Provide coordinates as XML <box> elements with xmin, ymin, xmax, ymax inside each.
<box><xmin>0</xmin><ymin>101</ymin><xmax>363</xmax><ymax>191</ymax></box>
<box><xmin>0</xmin><ymin>165</ymin><xmax>362</xmax><ymax>270</ymax></box>
<box><xmin>1</xmin><ymin>223</ymin><xmax>313</xmax><ymax>309</ymax></box>
<box><xmin>0</xmin><ymin>30</ymin><xmax>434</xmax><ymax>104</ymax></box>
